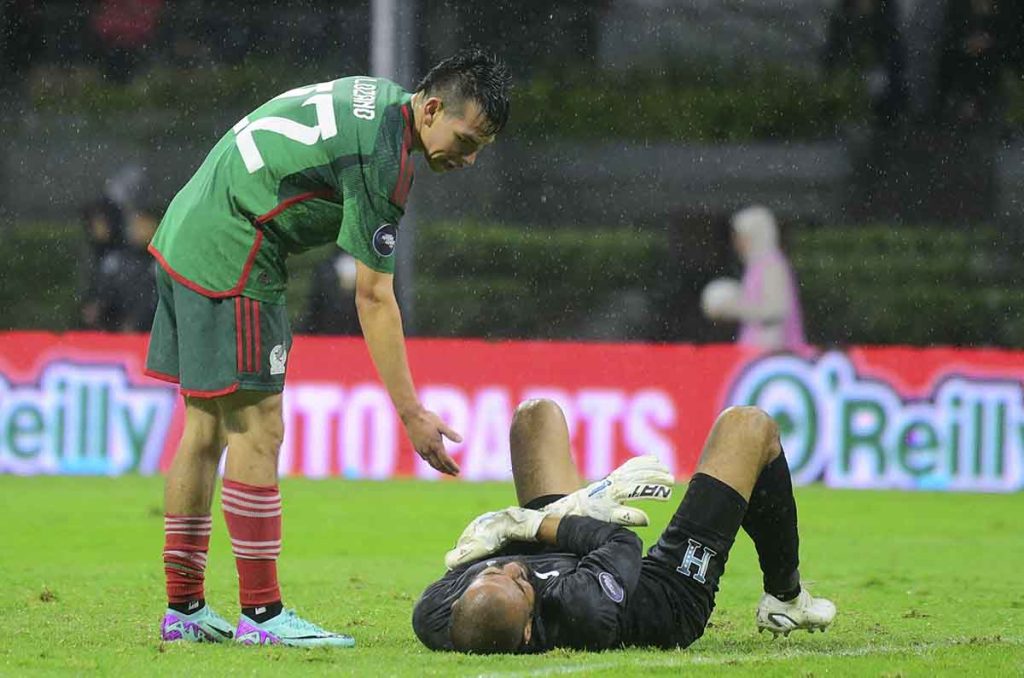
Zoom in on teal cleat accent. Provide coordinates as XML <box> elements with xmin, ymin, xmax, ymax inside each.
<box><xmin>161</xmin><ymin>605</ymin><xmax>235</xmax><ymax>642</ymax></box>
<box><xmin>235</xmin><ymin>609</ymin><xmax>356</xmax><ymax>648</ymax></box>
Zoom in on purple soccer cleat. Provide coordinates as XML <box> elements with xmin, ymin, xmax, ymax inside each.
<box><xmin>161</xmin><ymin>605</ymin><xmax>235</xmax><ymax>642</ymax></box>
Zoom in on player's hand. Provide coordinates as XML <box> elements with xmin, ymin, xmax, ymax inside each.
<box><xmin>403</xmin><ymin>408</ymin><xmax>462</xmax><ymax>476</ymax></box>
<box><xmin>543</xmin><ymin>455</ymin><xmax>675</xmax><ymax>526</ymax></box>
<box><xmin>444</xmin><ymin>507</ymin><xmax>545</xmax><ymax>570</ymax></box>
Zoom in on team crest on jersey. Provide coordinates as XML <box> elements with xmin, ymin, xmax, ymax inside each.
<box><xmin>269</xmin><ymin>344</ymin><xmax>287</xmax><ymax>375</ymax></box>
<box><xmin>373</xmin><ymin>223</ymin><xmax>397</xmax><ymax>257</ymax></box>
<box><xmin>598</xmin><ymin>571</ymin><xmax>624</xmax><ymax>603</ymax></box>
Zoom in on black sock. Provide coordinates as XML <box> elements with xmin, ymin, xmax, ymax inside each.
<box><xmin>742</xmin><ymin>451</ymin><xmax>801</xmax><ymax>601</ymax></box>
<box><xmin>242</xmin><ymin>600</ymin><xmax>283</xmax><ymax>623</ymax></box>
<box><xmin>169</xmin><ymin>599</ymin><xmax>205</xmax><ymax>615</ymax></box>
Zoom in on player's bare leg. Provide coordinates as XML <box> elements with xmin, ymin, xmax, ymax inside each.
<box><xmin>647</xmin><ymin>406</ymin><xmax>834</xmax><ymax>644</ymax></box>
<box><xmin>219</xmin><ymin>391</ymin><xmax>285</xmax><ymax>486</ymax></box>
<box><xmin>690</xmin><ymin>405</ymin><xmax>781</xmax><ymax>501</ymax></box>
<box><xmin>217</xmin><ymin>390</ymin><xmax>354</xmax><ymax>648</ymax></box>
<box><xmin>161</xmin><ymin>396</ymin><xmax>233</xmax><ymax>642</ymax></box>
<box><xmin>165</xmin><ymin>396</ymin><xmax>226</xmax><ymax>514</ymax></box>
<box><xmin>509</xmin><ymin>399</ymin><xmax>582</xmax><ymax>507</ymax></box>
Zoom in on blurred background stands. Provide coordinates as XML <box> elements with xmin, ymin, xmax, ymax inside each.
<box><xmin>0</xmin><ymin>0</ymin><xmax>1022</xmax><ymax>346</ymax></box>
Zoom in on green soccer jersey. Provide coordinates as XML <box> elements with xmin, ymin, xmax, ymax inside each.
<box><xmin>150</xmin><ymin>76</ymin><xmax>415</xmax><ymax>303</ymax></box>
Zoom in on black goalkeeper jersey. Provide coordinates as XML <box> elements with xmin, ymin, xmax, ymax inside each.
<box><xmin>412</xmin><ymin>515</ymin><xmax>709</xmax><ymax>651</ymax></box>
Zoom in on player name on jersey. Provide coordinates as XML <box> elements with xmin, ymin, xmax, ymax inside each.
<box><xmin>351</xmin><ymin>77</ymin><xmax>379</xmax><ymax>120</ymax></box>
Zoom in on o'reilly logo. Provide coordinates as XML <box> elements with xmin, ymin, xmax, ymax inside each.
<box><xmin>728</xmin><ymin>352</ymin><xmax>1024</xmax><ymax>492</ymax></box>
<box><xmin>0</xmin><ymin>361</ymin><xmax>175</xmax><ymax>475</ymax></box>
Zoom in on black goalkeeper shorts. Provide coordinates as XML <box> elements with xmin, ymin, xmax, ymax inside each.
<box><xmin>524</xmin><ymin>478</ymin><xmax>747</xmax><ymax>650</ymax></box>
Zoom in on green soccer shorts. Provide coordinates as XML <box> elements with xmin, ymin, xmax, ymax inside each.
<box><xmin>145</xmin><ymin>267</ymin><xmax>292</xmax><ymax>398</ymax></box>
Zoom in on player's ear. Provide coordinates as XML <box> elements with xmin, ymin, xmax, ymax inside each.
<box><xmin>423</xmin><ymin>96</ymin><xmax>443</xmax><ymax>125</ymax></box>
<box><xmin>522</xmin><ymin>617</ymin><xmax>532</xmax><ymax>645</ymax></box>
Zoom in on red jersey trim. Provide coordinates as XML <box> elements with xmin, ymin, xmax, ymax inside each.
<box><xmin>391</xmin><ymin>104</ymin><xmax>415</xmax><ymax>207</ymax></box>
<box><xmin>149</xmin><ymin>189</ymin><xmax>334</xmax><ymax>299</ymax></box>
<box><xmin>254</xmin><ymin>189</ymin><xmax>334</xmax><ymax>224</ymax></box>
<box><xmin>149</xmin><ymin>230</ymin><xmax>264</xmax><ymax>299</ymax></box>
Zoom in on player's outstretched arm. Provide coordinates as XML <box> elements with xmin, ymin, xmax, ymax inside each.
<box><xmin>354</xmin><ymin>260</ymin><xmax>461</xmax><ymax>475</ymax></box>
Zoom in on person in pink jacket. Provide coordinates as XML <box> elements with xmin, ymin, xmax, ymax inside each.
<box><xmin>704</xmin><ymin>206</ymin><xmax>807</xmax><ymax>353</ymax></box>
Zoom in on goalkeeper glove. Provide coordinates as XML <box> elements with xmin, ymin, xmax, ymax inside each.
<box><xmin>444</xmin><ymin>507</ymin><xmax>545</xmax><ymax>570</ymax></box>
<box><xmin>543</xmin><ymin>454</ymin><xmax>674</xmax><ymax>526</ymax></box>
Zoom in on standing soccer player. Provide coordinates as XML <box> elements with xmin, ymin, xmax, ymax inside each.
<box><xmin>148</xmin><ymin>50</ymin><xmax>511</xmax><ymax>647</ymax></box>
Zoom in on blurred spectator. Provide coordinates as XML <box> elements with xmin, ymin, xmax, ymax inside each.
<box><xmin>822</xmin><ymin>0</ymin><xmax>907</xmax><ymax>126</ymax></box>
<box><xmin>79</xmin><ymin>197</ymin><xmax>125</xmax><ymax>329</ymax></box>
<box><xmin>299</xmin><ymin>251</ymin><xmax>362</xmax><ymax>335</ymax></box>
<box><xmin>936</xmin><ymin>0</ymin><xmax>1021</xmax><ymax>126</ymax></box>
<box><xmin>89</xmin><ymin>0</ymin><xmax>164</xmax><ymax>83</ymax></box>
<box><xmin>702</xmin><ymin>206</ymin><xmax>807</xmax><ymax>354</ymax></box>
<box><xmin>89</xmin><ymin>206</ymin><xmax>160</xmax><ymax>332</ymax></box>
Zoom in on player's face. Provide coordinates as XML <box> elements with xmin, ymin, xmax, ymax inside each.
<box><xmin>420</xmin><ymin>97</ymin><xmax>496</xmax><ymax>173</ymax></box>
<box><xmin>473</xmin><ymin>561</ymin><xmax>536</xmax><ymax>611</ymax></box>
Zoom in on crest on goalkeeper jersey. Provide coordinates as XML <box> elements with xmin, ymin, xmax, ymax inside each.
<box><xmin>598</xmin><ymin>572</ymin><xmax>625</xmax><ymax>603</ymax></box>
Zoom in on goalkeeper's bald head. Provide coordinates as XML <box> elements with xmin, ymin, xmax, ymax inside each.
<box><xmin>450</xmin><ymin>562</ymin><xmax>534</xmax><ymax>653</ymax></box>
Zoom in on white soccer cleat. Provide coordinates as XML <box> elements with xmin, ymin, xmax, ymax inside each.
<box><xmin>756</xmin><ymin>588</ymin><xmax>836</xmax><ymax>638</ymax></box>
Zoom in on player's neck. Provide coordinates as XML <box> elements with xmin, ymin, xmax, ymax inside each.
<box><xmin>408</xmin><ymin>91</ymin><xmax>426</xmax><ymax>155</ymax></box>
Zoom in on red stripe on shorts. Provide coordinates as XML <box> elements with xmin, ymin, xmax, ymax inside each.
<box><xmin>246</xmin><ymin>299</ymin><xmax>255</xmax><ymax>372</ymax></box>
<box><xmin>253</xmin><ymin>301</ymin><xmax>262</xmax><ymax>372</ymax></box>
<box><xmin>235</xmin><ymin>298</ymin><xmax>243</xmax><ymax>373</ymax></box>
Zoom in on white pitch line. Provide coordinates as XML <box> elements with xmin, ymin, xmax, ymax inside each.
<box><xmin>477</xmin><ymin>637</ymin><xmax>1024</xmax><ymax>678</ymax></box>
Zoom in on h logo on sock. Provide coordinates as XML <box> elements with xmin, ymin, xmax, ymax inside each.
<box><xmin>676</xmin><ymin>538</ymin><xmax>717</xmax><ymax>584</ymax></box>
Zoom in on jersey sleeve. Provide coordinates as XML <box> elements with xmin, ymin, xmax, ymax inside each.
<box><xmin>335</xmin><ymin>164</ymin><xmax>404</xmax><ymax>274</ymax></box>
<box><xmin>335</xmin><ymin>99</ymin><xmax>411</xmax><ymax>274</ymax></box>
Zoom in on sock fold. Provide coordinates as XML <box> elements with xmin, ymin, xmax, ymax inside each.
<box><xmin>164</xmin><ymin>514</ymin><xmax>211</xmax><ymax>604</ymax></box>
<box><xmin>222</xmin><ymin>478</ymin><xmax>282</xmax><ymax>607</ymax></box>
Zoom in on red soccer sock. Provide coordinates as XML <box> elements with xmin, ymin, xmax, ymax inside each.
<box><xmin>164</xmin><ymin>515</ymin><xmax>212</xmax><ymax>604</ymax></box>
<box><xmin>222</xmin><ymin>478</ymin><xmax>282</xmax><ymax>607</ymax></box>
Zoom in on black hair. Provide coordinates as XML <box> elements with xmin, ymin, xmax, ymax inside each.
<box><xmin>416</xmin><ymin>48</ymin><xmax>511</xmax><ymax>135</ymax></box>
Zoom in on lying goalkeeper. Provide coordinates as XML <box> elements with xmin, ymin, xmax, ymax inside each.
<box><xmin>412</xmin><ymin>399</ymin><xmax>836</xmax><ymax>653</ymax></box>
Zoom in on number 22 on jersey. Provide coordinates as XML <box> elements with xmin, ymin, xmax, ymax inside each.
<box><xmin>232</xmin><ymin>80</ymin><xmax>337</xmax><ymax>174</ymax></box>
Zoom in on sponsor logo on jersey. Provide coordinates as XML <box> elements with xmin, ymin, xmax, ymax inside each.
<box><xmin>269</xmin><ymin>345</ymin><xmax>288</xmax><ymax>375</ymax></box>
<box><xmin>373</xmin><ymin>223</ymin><xmax>398</xmax><ymax>257</ymax></box>
<box><xmin>534</xmin><ymin>569</ymin><xmax>560</xmax><ymax>580</ymax></box>
<box><xmin>598</xmin><ymin>571</ymin><xmax>624</xmax><ymax>603</ymax></box>
<box><xmin>352</xmin><ymin>77</ymin><xmax>379</xmax><ymax>120</ymax></box>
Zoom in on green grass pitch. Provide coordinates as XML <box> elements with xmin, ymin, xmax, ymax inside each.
<box><xmin>2</xmin><ymin>476</ymin><xmax>1022</xmax><ymax>676</ymax></box>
